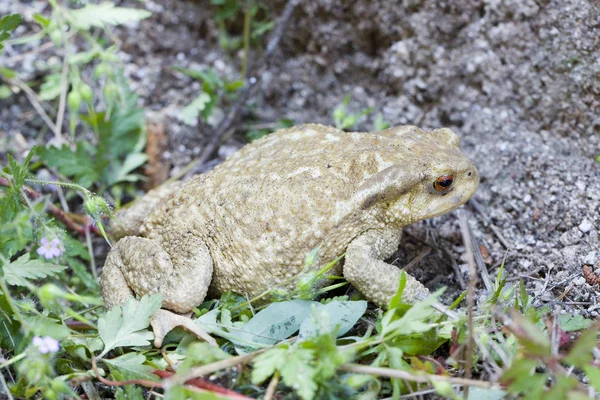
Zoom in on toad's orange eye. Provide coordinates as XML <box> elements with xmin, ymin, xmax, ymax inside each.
<box><xmin>433</xmin><ymin>175</ymin><xmax>454</xmax><ymax>192</ymax></box>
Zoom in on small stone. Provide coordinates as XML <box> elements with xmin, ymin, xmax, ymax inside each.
<box><xmin>583</xmin><ymin>251</ymin><xmax>598</xmax><ymax>265</ymax></box>
<box><xmin>541</xmin><ymin>292</ymin><xmax>554</xmax><ymax>302</ymax></box>
<box><xmin>574</xmin><ymin>276</ymin><xmax>587</xmax><ymax>286</ymax></box>
<box><xmin>579</xmin><ymin>219</ymin><xmax>593</xmax><ymax>233</ymax></box>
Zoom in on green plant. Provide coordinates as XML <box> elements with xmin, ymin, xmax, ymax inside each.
<box><xmin>175</xmin><ymin>66</ymin><xmax>243</xmax><ymax>125</ymax></box>
<box><xmin>333</xmin><ymin>94</ymin><xmax>373</xmax><ymax>130</ymax></box>
<box><xmin>0</xmin><ymin>14</ymin><xmax>22</xmax><ymax>53</ymax></box>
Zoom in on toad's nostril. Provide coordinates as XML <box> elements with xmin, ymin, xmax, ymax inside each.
<box><xmin>467</xmin><ymin>171</ymin><xmax>473</xmax><ymax>177</ymax></box>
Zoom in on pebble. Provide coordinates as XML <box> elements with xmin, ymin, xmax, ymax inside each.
<box><xmin>574</xmin><ymin>276</ymin><xmax>587</xmax><ymax>286</ymax></box>
<box><xmin>579</xmin><ymin>219</ymin><xmax>593</xmax><ymax>233</ymax></box>
<box><xmin>583</xmin><ymin>251</ymin><xmax>598</xmax><ymax>265</ymax></box>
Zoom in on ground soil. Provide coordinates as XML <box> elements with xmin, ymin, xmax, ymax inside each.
<box><xmin>2</xmin><ymin>0</ymin><xmax>599</xmax><ymax>315</ymax></box>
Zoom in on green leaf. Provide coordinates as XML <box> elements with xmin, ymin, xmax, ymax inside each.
<box><xmin>32</xmin><ymin>13</ymin><xmax>50</xmax><ymax>28</ymax></box>
<box><xmin>3</xmin><ymin>253</ymin><xmax>67</xmax><ymax>286</ymax></box>
<box><xmin>39</xmin><ymin>73</ymin><xmax>62</xmax><ymax>101</ymax></box>
<box><xmin>180</xmin><ymin>93</ymin><xmax>212</xmax><ymax>125</ymax></box>
<box><xmin>583</xmin><ymin>365</ymin><xmax>600</xmax><ymax>392</ymax></box>
<box><xmin>66</xmin><ymin>3</ymin><xmax>151</xmax><ymax>31</ymax></box>
<box><xmin>232</xmin><ymin>300</ymin><xmax>315</xmax><ymax>350</ymax></box>
<box><xmin>431</xmin><ymin>380</ymin><xmax>460</xmax><ymax>400</ymax></box>
<box><xmin>0</xmin><ymin>14</ymin><xmax>22</xmax><ymax>33</ymax></box>
<box><xmin>103</xmin><ymin>353</ymin><xmax>159</xmax><ymax>382</ymax></box>
<box><xmin>68</xmin><ymin>49</ymin><xmax>100</xmax><ymax>65</ymax></box>
<box><xmin>39</xmin><ymin>143</ymin><xmax>99</xmax><ymax>188</ymax></box>
<box><xmin>373</xmin><ymin>113</ymin><xmax>391</xmax><ymax>131</ymax></box>
<box><xmin>564</xmin><ymin>324</ymin><xmax>599</xmax><ymax>367</ymax></box>
<box><xmin>98</xmin><ymin>294</ymin><xmax>162</xmax><ymax>356</ymax></box>
<box><xmin>381</xmin><ymin>288</ymin><xmax>441</xmax><ymax>338</ymax></box>
<box><xmin>0</xmin><ymin>292</ymin><xmax>21</xmax><ymax>350</ymax></box>
<box><xmin>113</xmin><ymin>152</ymin><xmax>148</xmax><ymax>184</ymax></box>
<box><xmin>298</xmin><ymin>300</ymin><xmax>367</xmax><ymax>340</ymax></box>
<box><xmin>0</xmin><ymin>14</ymin><xmax>22</xmax><ymax>51</ymax></box>
<box><xmin>7</xmin><ymin>146</ymin><xmax>36</xmax><ymax>189</ymax></box>
<box><xmin>280</xmin><ymin>348</ymin><xmax>317</xmax><ymax>400</ymax></box>
<box><xmin>251</xmin><ymin>345</ymin><xmax>288</xmax><ymax>384</ymax></box>
<box><xmin>0</xmin><ymin>84</ymin><xmax>12</xmax><ymax>99</ymax></box>
<box><xmin>0</xmin><ymin>209</ymin><xmax>33</xmax><ymax>258</ymax></box>
<box><xmin>23</xmin><ymin>315</ymin><xmax>69</xmax><ymax>339</ymax></box>
<box><xmin>388</xmin><ymin>270</ymin><xmax>407</xmax><ymax>310</ymax></box>
<box><xmin>0</xmin><ymin>67</ymin><xmax>16</xmax><ymax>78</ymax></box>
<box><xmin>558</xmin><ymin>314</ymin><xmax>593</xmax><ymax>332</ymax></box>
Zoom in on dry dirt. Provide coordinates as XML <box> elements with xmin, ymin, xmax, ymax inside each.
<box><xmin>2</xmin><ymin>0</ymin><xmax>599</xmax><ymax>314</ymax></box>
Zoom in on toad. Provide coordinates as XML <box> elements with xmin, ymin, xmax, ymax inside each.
<box><xmin>101</xmin><ymin>124</ymin><xmax>479</xmax><ymax>346</ymax></box>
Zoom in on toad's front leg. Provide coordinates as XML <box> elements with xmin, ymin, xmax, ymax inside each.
<box><xmin>343</xmin><ymin>228</ymin><xmax>429</xmax><ymax>308</ymax></box>
<box><xmin>101</xmin><ymin>235</ymin><xmax>215</xmax><ymax>347</ymax></box>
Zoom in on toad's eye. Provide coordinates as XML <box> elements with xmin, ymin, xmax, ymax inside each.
<box><xmin>433</xmin><ymin>175</ymin><xmax>454</xmax><ymax>192</ymax></box>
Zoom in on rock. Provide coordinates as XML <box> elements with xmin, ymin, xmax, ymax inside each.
<box><xmin>579</xmin><ymin>219</ymin><xmax>593</xmax><ymax>233</ymax></box>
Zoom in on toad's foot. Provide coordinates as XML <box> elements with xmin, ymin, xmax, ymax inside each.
<box><xmin>344</xmin><ymin>228</ymin><xmax>429</xmax><ymax>308</ymax></box>
<box><xmin>151</xmin><ymin>309</ymin><xmax>217</xmax><ymax>348</ymax></box>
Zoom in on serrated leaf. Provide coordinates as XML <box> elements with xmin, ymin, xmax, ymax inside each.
<box><xmin>39</xmin><ymin>73</ymin><xmax>62</xmax><ymax>101</ymax></box>
<box><xmin>251</xmin><ymin>346</ymin><xmax>287</xmax><ymax>384</ymax></box>
<box><xmin>280</xmin><ymin>348</ymin><xmax>317</xmax><ymax>400</ymax></box>
<box><xmin>3</xmin><ymin>253</ymin><xmax>67</xmax><ymax>286</ymax></box>
<box><xmin>98</xmin><ymin>294</ymin><xmax>162</xmax><ymax>356</ymax></box>
<box><xmin>232</xmin><ymin>300</ymin><xmax>315</xmax><ymax>350</ymax></box>
<box><xmin>558</xmin><ymin>314</ymin><xmax>593</xmax><ymax>332</ymax></box>
<box><xmin>298</xmin><ymin>300</ymin><xmax>367</xmax><ymax>340</ymax></box>
<box><xmin>103</xmin><ymin>353</ymin><xmax>159</xmax><ymax>382</ymax></box>
<box><xmin>39</xmin><ymin>143</ymin><xmax>99</xmax><ymax>188</ymax></box>
<box><xmin>180</xmin><ymin>93</ymin><xmax>211</xmax><ymax>125</ymax></box>
<box><xmin>67</xmin><ymin>3</ymin><xmax>151</xmax><ymax>31</ymax></box>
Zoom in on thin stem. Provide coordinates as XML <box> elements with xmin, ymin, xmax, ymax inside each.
<box><xmin>55</xmin><ymin>11</ymin><xmax>70</xmax><ymax>144</ymax></box>
<box><xmin>339</xmin><ymin>363</ymin><xmax>502</xmax><ymax>390</ymax></box>
<box><xmin>458</xmin><ymin>211</ymin><xmax>477</xmax><ymax>399</ymax></box>
<box><xmin>241</xmin><ymin>3</ymin><xmax>252</xmax><ymax>79</ymax></box>
<box><xmin>166</xmin><ymin>348</ymin><xmax>268</xmax><ymax>387</ymax></box>
<box><xmin>85</xmin><ymin>225</ymin><xmax>97</xmax><ymax>280</ymax></box>
<box><xmin>0</xmin><ymin>371</ymin><xmax>14</xmax><ymax>400</ymax></box>
<box><xmin>1</xmin><ymin>76</ymin><xmax>63</xmax><ymax>142</ymax></box>
<box><xmin>263</xmin><ymin>370</ymin><xmax>279</xmax><ymax>400</ymax></box>
<box><xmin>24</xmin><ymin>178</ymin><xmax>90</xmax><ymax>194</ymax></box>
<box><xmin>0</xmin><ymin>352</ymin><xmax>26</xmax><ymax>370</ymax></box>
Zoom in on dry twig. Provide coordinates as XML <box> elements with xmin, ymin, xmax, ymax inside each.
<box><xmin>339</xmin><ymin>363</ymin><xmax>503</xmax><ymax>390</ymax></box>
<box><xmin>458</xmin><ymin>210</ymin><xmax>478</xmax><ymax>399</ymax></box>
<box><xmin>1</xmin><ymin>76</ymin><xmax>64</xmax><ymax>143</ymax></box>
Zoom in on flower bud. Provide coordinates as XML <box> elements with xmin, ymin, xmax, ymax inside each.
<box><xmin>78</xmin><ymin>83</ymin><xmax>93</xmax><ymax>104</ymax></box>
<box><xmin>67</xmin><ymin>90</ymin><xmax>81</xmax><ymax>111</ymax></box>
<box><xmin>103</xmin><ymin>83</ymin><xmax>119</xmax><ymax>103</ymax></box>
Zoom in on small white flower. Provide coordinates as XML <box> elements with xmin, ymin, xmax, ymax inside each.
<box><xmin>36</xmin><ymin>237</ymin><xmax>64</xmax><ymax>259</ymax></box>
<box><xmin>32</xmin><ymin>336</ymin><xmax>60</xmax><ymax>354</ymax></box>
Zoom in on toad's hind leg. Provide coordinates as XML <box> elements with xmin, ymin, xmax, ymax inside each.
<box><xmin>101</xmin><ymin>235</ymin><xmax>215</xmax><ymax>347</ymax></box>
<box><xmin>111</xmin><ymin>181</ymin><xmax>183</xmax><ymax>239</ymax></box>
<box><xmin>343</xmin><ymin>228</ymin><xmax>429</xmax><ymax>308</ymax></box>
